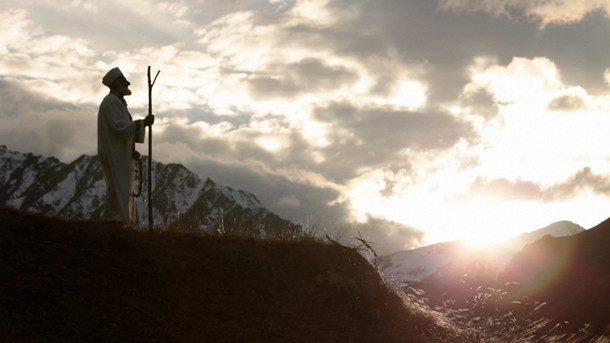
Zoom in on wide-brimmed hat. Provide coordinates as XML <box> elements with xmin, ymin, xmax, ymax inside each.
<box><xmin>102</xmin><ymin>67</ymin><xmax>125</xmax><ymax>87</ymax></box>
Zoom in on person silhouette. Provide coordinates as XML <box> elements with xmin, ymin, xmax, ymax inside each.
<box><xmin>97</xmin><ymin>67</ymin><xmax>154</xmax><ymax>227</ymax></box>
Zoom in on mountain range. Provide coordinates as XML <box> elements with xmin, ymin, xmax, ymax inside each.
<box><xmin>3</xmin><ymin>145</ymin><xmax>609</xmax><ymax>335</ymax></box>
<box><xmin>378</xmin><ymin>219</ymin><xmax>610</xmax><ymax>335</ymax></box>
<box><xmin>377</xmin><ymin>220</ymin><xmax>585</xmax><ymax>283</ymax></box>
<box><xmin>0</xmin><ymin>145</ymin><xmax>300</xmax><ymax>237</ymax></box>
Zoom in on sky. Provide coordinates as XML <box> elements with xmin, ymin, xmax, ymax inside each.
<box><xmin>2</xmin><ymin>0</ymin><xmax>610</xmax><ymax>254</ymax></box>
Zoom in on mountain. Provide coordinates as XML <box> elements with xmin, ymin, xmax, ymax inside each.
<box><xmin>0</xmin><ymin>145</ymin><xmax>300</xmax><ymax>237</ymax></box>
<box><xmin>495</xmin><ymin>218</ymin><xmax>610</xmax><ymax>334</ymax></box>
<box><xmin>377</xmin><ymin>221</ymin><xmax>585</xmax><ymax>284</ymax></box>
<box><xmin>379</xmin><ymin>220</ymin><xmax>609</xmax><ymax>335</ymax></box>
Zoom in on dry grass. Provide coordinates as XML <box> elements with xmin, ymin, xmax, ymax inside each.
<box><xmin>0</xmin><ymin>208</ymin><xmax>437</xmax><ymax>342</ymax></box>
<box><xmin>391</xmin><ymin>279</ymin><xmax>610</xmax><ymax>342</ymax></box>
<box><xmin>1</xmin><ymin>207</ymin><xmax>607</xmax><ymax>343</ymax></box>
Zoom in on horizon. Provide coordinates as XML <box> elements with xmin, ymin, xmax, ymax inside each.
<box><xmin>2</xmin><ymin>1</ymin><xmax>610</xmax><ymax>252</ymax></box>
<box><xmin>0</xmin><ymin>144</ymin><xmax>596</xmax><ymax>254</ymax></box>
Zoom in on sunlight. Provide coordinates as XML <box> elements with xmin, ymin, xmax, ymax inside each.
<box><xmin>474</xmin><ymin>101</ymin><xmax>610</xmax><ymax>186</ymax></box>
<box><xmin>344</xmin><ymin>160</ymin><xmax>609</xmax><ymax>248</ymax></box>
<box><xmin>255</xmin><ymin>136</ymin><xmax>284</xmax><ymax>153</ymax></box>
<box><xmin>393</xmin><ymin>80</ymin><xmax>427</xmax><ymax>109</ymax></box>
<box><xmin>291</xmin><ymin>0</ymin><xmax>336</xmax><ymax>25</ymax></box>
<box><xmin>458</xmin><ymin>231</ymin><xmax>508</xmax><ymax>248</ymax></box>
<box><xmin>412</xmin><ymin>198</ymin><xmax>545</xmax><ymax>246</ymax></box>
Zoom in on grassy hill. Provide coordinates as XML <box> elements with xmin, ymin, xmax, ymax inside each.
<box><xmin>0</xmin><ymin>207</ymin><xmax>441</xmax><ymax>343</ymax></box>
<box><xmin>2</xmin><ymin>207</ymin><xmax>608</xmax><ymax>343</ymax></box>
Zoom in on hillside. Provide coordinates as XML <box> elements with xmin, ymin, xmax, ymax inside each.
<box><xmin>0</xmin><ymin>207</ymin><xmax>439</xmax><ymax>343</ymax></box>
<box><xmin>496</xmin><ymin>216</ymin><xmax>610</xmax><ymax>335</ymax></box>
<box><xmin>394</xmin><ymin>217</ymin><xmax>610</xmax><ymax>337</ymax></box>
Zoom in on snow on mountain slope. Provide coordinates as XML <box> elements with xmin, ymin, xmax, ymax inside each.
<box><xmin>515</xmin><ymin>220</ymin><xmax>584</xmax><ymax>244</ymax></box>
<box><xmin>0</xmin><ymin>145</ymin><xmax>300</xmax><ymax>236</ymax></box>
<box><xmin>377</xmin><ymin>221</ymin><xmax>585</xmax><ymax>283</ymax></box>
<box><xmin>378</xmin><ymin>241</ymin><xmax>461</xmax><ymax>283</ymax></box>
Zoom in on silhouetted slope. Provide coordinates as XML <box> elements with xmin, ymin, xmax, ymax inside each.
<box><xmin>0</xmin><ymin>208</ymin><xmax>434</xmax><ymax>343</ymax></box>
<box><xmin>497</xmin><ymin>217</ymin><xmax>610</xmax><ymax>334</ymax></box>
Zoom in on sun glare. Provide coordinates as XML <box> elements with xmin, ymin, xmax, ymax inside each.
<box><xmin>255</xmin><ymin>136</ymin><xmax>283</xmax><ymax>153</ymax></box>
<box><xmin>344</xmin><ymin>165</ymin><xmax>595</xmax><ymax>249</ymax></box>
<box><xmin>458</xmin><ymin>231</ymin><xmax>508</xmax><ymax>248</ymax></box>
<box><xmin>394</xmin><ymin>80</ymin><xmax>427</xmax><ymax>109</ymax></box>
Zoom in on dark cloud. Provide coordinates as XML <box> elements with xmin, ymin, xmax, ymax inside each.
<box><xmin>286</xmin><ymin>0</ymin><xmax>610</xmax><ymax>103</ymax></box>
<box><xmin>185</xmin><ymin>156</ymin><xmax>346</xmax><ymax>223</ymax></box>
<box><xmin>0</xmin><ymin>80</ymin><xmax>70</xmax><ymax>116</ymax></box>
<box><xmin>0</xmin><ymin>80</ymin><xmax>96</xmax><ymax>161</ymax></box>
<box><xmin>436</xmin><ymin>0</ymin><xmax>530</xmax><ymax>19</ymax></box>
<box><xmin>153</xmin><ymin>113</ymin><xmax>426</xmax><ymax>254</ymax></box>
<box><xmin>548</xmin><ymin>167</ymin><xmax>610</xmax><ymax>199</ymax></box>
<box><xmin>157</xmin><ymin>98</ymin><xmax>474</xmax><ymax>189</ymax></box>
<box><xmin>313</xmin><ymin>102</ymin><xmax>474</xmax><ymax>181</ymax></box>
<box><xmin>528</xmin><ymin>11</ymin><xmax>610</xmax><ymax>95</ymax></box>
<box><xmin>547</xmin><ymin>94</ymin><xmax>586</xmax><ymax>112</ymax></box>
<box><xmin>195</xmin><ymin>151</ymin><xmax>424</xmax><ymax>255</ymax></box>
<box><xmin>460</xmin><ymin>86</ymin><xmax>499</xmax><ymax>118</ymax></box>
<box><xmin>340</xmin><ymin>216</ymin><xmax>425</xmax><ymax>255</ymax></box>
<box><xmin>184</xmin><ymin>107</ymin><xmax>252</xmax><ymax>127</ymax></box>
<box><xmin>433</xmin><ymin>2</ymin><xmax>610</xmax><ymax>94</ymax></box>
<box><xmin>157</xmin><ymin>116</ymin><xmax>323</xmax><ymax>172</ymax></box>
<box><xmin>247</xmin><ymin>58</ymin><xmax>358</xmax><ymax>100</ymax></box>
<box><xmin>316</xmin><ymin>0</ymin><xmax>533</xmax><ymax>102</ymax></box>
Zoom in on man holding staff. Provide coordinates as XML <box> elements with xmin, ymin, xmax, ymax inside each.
<box><xmin>97</xmin><ymin>67</ymin><xmax>154</xmax><ymax>227</ymax></box>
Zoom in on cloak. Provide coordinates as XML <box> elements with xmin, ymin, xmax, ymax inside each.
<box><xmin>97</xmin><ymin>93</ymin><xmax>145</xmax><ymax>225</ymax></box>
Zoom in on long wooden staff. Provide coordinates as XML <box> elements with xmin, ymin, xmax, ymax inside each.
<box><xmin>147</xmin><ymin>66</ymin><xmax>160</xmax><ymax>232</ymax></box>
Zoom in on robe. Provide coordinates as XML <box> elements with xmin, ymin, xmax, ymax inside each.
<box><xmin>97</xmin><ymin>92</ymin><xmax>145</xmax><ymax>225</ymax></box>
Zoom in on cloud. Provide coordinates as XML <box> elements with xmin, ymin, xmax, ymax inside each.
<box><xmin>525</xmin><ymin>1</ymin><xmax>610</xmax><ymax>26</ymax></box>
<box><xmin>0</xmin><ymin>8</ymin><xmax>106</xmax><ymax>105</ymax></box>
<box><xmin>547</xmin><ymin>94</ymin><xmax>586</xmax><ymax>112</ymax></box>
<box><xmin>2</xmin><ymin>0</ymin><xmax>610</xmax><ymax>251</ymax></box>
<box><xmin>146</xmin><ymin>99</ymin><xmax>434</xmax><ymax>253</ymax></box>
<box><xmin>469</xmin><ymin>167</ymin><xmax>610</xmax><ymax>202</ymax></box>
<box><xmin>0</xmin><ymin>80</ymin><xmax>96</xmax><ymax>161</ymax></box>
<box><xmin>247</xmin><ymin>58</ymin><xmax>359</xmax><ymax>100</ymax></box>
<box><xmin>276</xmin><ymin>195</ymin><xmax>301</xmax><ymax>209</ymax></box>
<box><xmin>548</xmin><ymin>167</ymin><xmax>610</xmax><ymax>200</ymax></box>
<box><xmin>430</xmin><ymin>1</ymin><xmax>610</xmax><ymax>93</ymax></box>
<box><xmin>182</xmin><ymin>152</ymin><xmax>351</xmax><ymax>232</ymax></box>
<box><xmin>469</xmin><ymin>57</ymin><xmax>563</xmax><ymax>103</ymax></box>
<box><xmin>437</xmin><ymin>0</ymin><xmax>610</xmax><ymax>26</ymax></box>
<box><xmin>341</xmin><ymin>216</ymin><xmax>425</xmax><ymax>255</ymax></box>
<box><xmin>311</xmin><ymin>102</ymin><xmax>474</xmax><ymax>180</ymax></box>
<box><xmin>469</xmin><ymin>177</ymin><xmax>544</xmax><ymax>201</ymax></box>
<box><xmin>321</xmin><ymin>0</ymin><xmax>610</xmax><ymax>99</ymax></box>
<box><xmin>459</xmin><ymin>85</ymin><xmax>499</xmax><ymax>118</ymax></box>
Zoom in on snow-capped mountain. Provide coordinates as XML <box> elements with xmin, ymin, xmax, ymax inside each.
<box><xmin>377</xmin><ymin>220</ymin><xmax>585</xmax><ymax>283</ymax></box>
<box><xmin>0</xmin><ymin>145</ymin><xmax>300</xmax><ymax>237</ymax></box>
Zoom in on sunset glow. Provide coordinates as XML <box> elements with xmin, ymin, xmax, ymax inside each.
<box><xmin>1</xmin><ymin>0</ymin><xmax>610</xmax><ymax>253</ymax></box>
